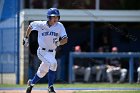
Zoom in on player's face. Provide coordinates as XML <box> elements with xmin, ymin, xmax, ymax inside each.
<box><xmin>49</xmin><ymin>16</ymin><xmax>59</xmax><ymax>25</ymax></box>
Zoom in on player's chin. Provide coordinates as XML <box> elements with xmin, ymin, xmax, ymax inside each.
<box><xmin>51</xmin><ymin>20</ymin><xmax>58</xmax><ymax>25</ymax></box>
<box><xmin>52</xmin><ymin>21</ymin><xmax>57</xmax><ymax>25</ymax></box>
<box><xmin>54</xmin><ymin>20</ymin><xmax>58</xmax><ymax>23</ymax></box>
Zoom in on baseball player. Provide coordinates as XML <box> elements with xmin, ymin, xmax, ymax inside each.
<box><xmin>23</xmin><ymin>8</ymin><xmax>68</xmax><ymax>93</ymax></box>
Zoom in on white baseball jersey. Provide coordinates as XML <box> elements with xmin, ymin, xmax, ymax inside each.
<box><xmin>30</xmin><ymin>21</ymin><xmax>67</xmax><ymax>50</ymax></box>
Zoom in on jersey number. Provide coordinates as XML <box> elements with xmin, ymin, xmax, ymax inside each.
<box><xmin>53</xmin><ymin>38</ymin><xmax>57</xmax><ymax>44</ymax></box>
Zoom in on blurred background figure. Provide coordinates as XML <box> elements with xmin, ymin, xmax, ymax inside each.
<box><xmin>72</xmin><ymin>45</ymin><xmax>91</xmax><ymax>83</ymax></box>
<box><xmin>137</xmin><ymin>66</ymin><xmax>140</xmax><ymax>83</ymax></box>
<box><xmin>106</xmin><ymin>47</ymin><xmax>127</xmax><ymax>83</ymax></box>
<box><xmin>87</xmin><ymin>47</ymin><xmax>106</xmax><ymax>82</ymax></box>
<box><xmin>74</xmin><ymin>45</ymin><xmax>81</xmax><ymax>52</ymax></box>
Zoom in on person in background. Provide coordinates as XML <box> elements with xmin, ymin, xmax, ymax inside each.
<box><xmin>72</xmin><ymin>45</ymin><xmax>91</xmax><ymax>83</ymax></box>
<box><xmin>88</xmin><ymin>47</ymin><xmax>106</xmax><ymax>82</ymax></box>
<box><xmin>137</xmin><ymin>66</ymin><xmax>140</xmax><ymax>83</ymax></box>
<box><xmin>106</xmin><ymin>47</ymin><xmax>127</xmax><ymax>83</ymax></box>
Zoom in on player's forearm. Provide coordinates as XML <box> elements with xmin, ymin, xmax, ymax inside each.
<box><xmin>25</xmin><ymin>26</ymin><xmax>32</xmax><ymax>38</ymax></box>
<box><xmin>59</xmin><ymin>37</ymin><xmax>68</xmax><ymax>45</ymax></box>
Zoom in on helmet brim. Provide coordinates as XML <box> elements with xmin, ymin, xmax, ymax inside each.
<box><xmin>49</xmin><ymin>14</ymin><xmax>60</xmax><ymax>16</ymax></box>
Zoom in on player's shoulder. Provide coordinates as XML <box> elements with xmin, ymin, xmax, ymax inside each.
<box><xmin>56</xmin><ymin>22</ymin><xmax>65</xmax><ymax>27</ymax></box>
<box><xmin>57</xmin><ymin>22</ymin><xmax>63</xmax><ymax>25</ymax></box>
<box><xmin>30</xmin><ymin>21</ymin><xmax>47</xmax><ymax>27</ymax></box>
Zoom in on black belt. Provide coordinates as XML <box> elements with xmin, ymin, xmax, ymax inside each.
<box><xmin>42</xmin><ymin>48</ymin><xmax>54</xmax><ymax>52</ymax></box>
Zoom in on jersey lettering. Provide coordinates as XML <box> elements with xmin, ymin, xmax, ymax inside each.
<box><xmin>42</xmin><ymin>32</ymin><xmax>58</xmax><ymax>37</ymax></box>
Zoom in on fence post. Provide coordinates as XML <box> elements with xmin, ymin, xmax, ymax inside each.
<box><xmin>69</xmin><ymin>52</ymin><xmax>74</xmax><ymax>83</ymax></box>
<box><xmin>129</xmin><ymin>57</ymin><xmax>134</xmax><ymax>83</ymax></box>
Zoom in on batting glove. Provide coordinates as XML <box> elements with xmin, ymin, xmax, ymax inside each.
<box><xmin>23</xmin><ymin>37</ymin><xmax>29</xmax><ymax>47</ymax></box>
<box><xmin>55</xmin><ymin>41</ymin><xmax>60</xmax><ymax>46</ymax></box>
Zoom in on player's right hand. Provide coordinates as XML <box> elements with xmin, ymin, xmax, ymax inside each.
<box><xmin>23</xmin><ymin>37</ymin><xmax>29</xmax><ymax>47</ymax></box>
<box><xmin>55</xmin><ymin>41</ymin><xmax>60</xmax><ymax>46</ymax></box>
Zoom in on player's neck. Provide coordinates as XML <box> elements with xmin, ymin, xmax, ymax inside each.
<box><xmin>47</xmin><ymin>21</ymin><xmax>56</xmax><ymax>27</ymax></box>
<box><xmin>47</xmin><ymin>21</ymin><xmax>51</xmax><ymax>27</ymax></box>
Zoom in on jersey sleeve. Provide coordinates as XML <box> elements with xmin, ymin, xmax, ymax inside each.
<box><xmin>29</xmin><ymin>21</ymin><xmax>40</xmax><ymax>31</ymax></box>
<box><xmin>60</xmin><ymin>24</ymin><xmax>68</xmax><ymax>39</ymax></box>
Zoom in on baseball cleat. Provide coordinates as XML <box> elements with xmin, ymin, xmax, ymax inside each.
<box><xmin>48</xmin><ymin>85</ymin><xmax>56</xmax><ymax>93</ymax></box>
<box><xmin>26</xmin><ymin>86</ymin><xmax>33</xmax><ymax>93</ymax></box>
<box><xmin>26</xmin><ymin>79</ymin><xmax>34</xmax><ymax>93</ymax></box>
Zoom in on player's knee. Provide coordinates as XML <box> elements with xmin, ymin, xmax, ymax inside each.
<box><xmin>106</xmin><ymin>69</ymin><xmax>112</xmax><ymax>73</ymax></box>
<box><xmin>85</xmin><ymin>67</ymin><xmax>91</xmax><ymax>73</ymax></box>
<box><xmin>121</xmin><ymin>69</ymin><xmax>127</xmax><ymax>74</ymax></box>
<box><xmin>85</xmin><ymin>67</ymin><xmax>91</xmax><ymax>71</ymax></box>
<box><xmin>37</xmin><ymin>68</ymin><xmax>48</xmax><ymax>78</ymax></box>
<box><xmin>50</xmin><ymin>62</ymin><xmax>57</xmax><ymax>71</ymax></box>
<box><xmin>137</xmin><ymin>67</ymin><xmax>140</xmax><ymax>72</ymax></box>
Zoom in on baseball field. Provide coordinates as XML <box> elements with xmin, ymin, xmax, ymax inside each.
<box><xmin>0</xmin><ymin>83</ymin><xmax>140</xmax><ymax>93</ymax></box>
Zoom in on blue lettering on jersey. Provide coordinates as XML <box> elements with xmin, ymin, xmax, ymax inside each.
<box><xmin>42</xmin><ymin>32</ymin><xmax>58</xmax><ymax>36</ymax></box>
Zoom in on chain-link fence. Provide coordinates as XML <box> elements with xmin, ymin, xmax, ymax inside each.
<box><xmin>0</xmin><ymin>0</ymin><xmax>19</xmax><ymax>84</ymax></box>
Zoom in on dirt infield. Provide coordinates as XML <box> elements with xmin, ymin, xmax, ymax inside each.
<box><xmin>1</xmin><ymin>89</ymin><xmax>140</xmax><ymax>93</ymax></box>
<box><xmin>0</xmin><ymin>90</ymin><xmax>74</xmax><ymax>93</ymax></box>
<box><xmin>1</xmin><ymin>86</ymin><xmax>140</xmax><ymax>93</ymax></box>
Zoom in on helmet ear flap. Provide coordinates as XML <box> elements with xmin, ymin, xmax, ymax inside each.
<box><xmin>58</xmin><ymin>16</ymin><xmax>60</xmax><ymax>20</ymax></box>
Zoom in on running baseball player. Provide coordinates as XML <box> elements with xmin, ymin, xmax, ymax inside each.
<box><xmin>23</xmin><ymin>8</ymin><xmax>68</xmax><ymax>93</ymax></box>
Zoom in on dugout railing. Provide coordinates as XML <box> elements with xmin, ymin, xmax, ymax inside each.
<box><xmin>69</xmin><ymin>52</ymin><xmax>140</xmax><ymax>83</ymax></box>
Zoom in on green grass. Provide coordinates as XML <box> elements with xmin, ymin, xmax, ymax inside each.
<box><xmin>54</xmin><ymin>83</ymin><xmax>140</xmax><ymax>88</ymax></box>
<box><xmin>0</xmin><ymin>83</ymin><xmax>140</xmax><ymax>93</ymax></box>
<box><xmin>0</xmin><ymin>83</ymin><xmax>140</xmax><ymax>88</ymax></box>
<box><xmin>74</xmin><ymin>91</ymin><xmax>140</xmax><ymax>93</ymax></box>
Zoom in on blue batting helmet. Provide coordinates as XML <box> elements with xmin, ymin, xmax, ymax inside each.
<box><xmin>47</xmin><ymin>8</ymin><xmax>60</xmax><ymax>20</ymax></box>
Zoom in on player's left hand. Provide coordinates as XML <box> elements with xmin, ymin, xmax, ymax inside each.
<box><xmin>23</xmin><ymin>37</ymin><xmax>29</xmax><ymax>47</ymax></box>
<box><xmin>55</xmin><ymin>41</ymin><xmax>60</xmax><ymax>46</ymax></box>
